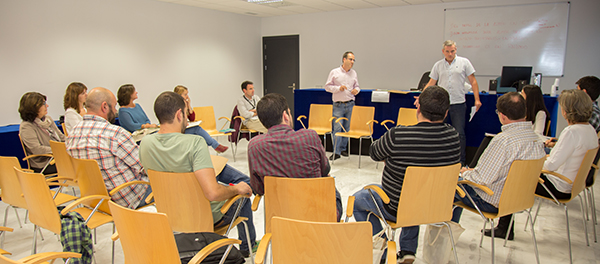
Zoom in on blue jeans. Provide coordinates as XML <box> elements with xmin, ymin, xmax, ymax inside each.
<box><xmin>452</xmin><ymin>183</ymin><xmax>498</xmax><ymax>222</ymax></box>
<box><xmin>214</xmin><ymin>165</ymin><xmax>256</xmax><ymax>252</ymax></box>
<box><xmin>446</xmin><ymin>103</ymin><xmax>467</xmax><ymax>164</ymax></box>
<box><xmin>185</xmin><ymin>126</ymin><xmax>219</xmax><ymax>149</ymax></box>
<box><xmin>135</xmin><ymin>185</ymin><xmax>154</xmax><ymax>209</ymax></box>
<box><xmin>332</xmin><ymin>100</ymin><xmax>354</xmax><ymax>155</ymax></box>
<box><xmin>353</xmin><ymin>185</ymin><xmax>420</xmax><ymax>253</ymax></box>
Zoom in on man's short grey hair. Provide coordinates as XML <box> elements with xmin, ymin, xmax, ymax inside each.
<box><xmin>443</xmin><ymin>40</ymin><xmax>456</xmax><ymax>48</ymax></box>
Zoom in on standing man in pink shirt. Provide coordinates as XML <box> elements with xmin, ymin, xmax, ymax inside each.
<box><xmin>325</xmin><ymin>51</ymin><xmax>360</xmax><ymax>160</ymax></box>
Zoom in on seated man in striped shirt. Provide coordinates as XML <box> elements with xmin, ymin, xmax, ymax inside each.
<box><xmin>352</xmin><ymin>86</ymin><xmax>461</xmax><ymax>264</ymax></box>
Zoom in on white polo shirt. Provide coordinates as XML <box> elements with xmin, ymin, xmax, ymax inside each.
<box><xmin>429</xmin><ymin>56</ymin><xmax>475</xmax><ymax>105</ymax></box>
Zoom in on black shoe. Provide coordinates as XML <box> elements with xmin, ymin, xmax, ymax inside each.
<box><xmin>397</xmin><ymin>250</ymin><xmax>415</xmax><ymax>264</ymax></box>
<box><xmin>483</xmin><ymin>227</ymin><xmax>514</xmax><ymax>240</ymax></box>
<box><xmin>341</xmin><ymin>150</ymin><xmax>349</xmax><ymax>157</ymax></box>
<box><xmin>329</xmin><ymin>154</ymin><xmax>341</xmax><ymax>160</ymax></box>
<box><xmin>240</xmin><ymin>250</ymin><xmax>249</xmax><ymax>258</ymax></box>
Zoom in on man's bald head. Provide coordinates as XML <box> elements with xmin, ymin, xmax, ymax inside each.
<box><xmin>86</xmin><ymin>87</ymin><xmax>117</xmax><ymax>122</ymax></box>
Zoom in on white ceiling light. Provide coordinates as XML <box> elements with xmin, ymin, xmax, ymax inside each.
<box><xmin>247</xmin><ymin>0</ymin><xmax>283</xmax><ymax>4</ymax></box>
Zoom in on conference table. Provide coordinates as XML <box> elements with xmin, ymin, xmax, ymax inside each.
<box><xmin>293</xmin><ymin>88</ymin><xmax>558</xmax><ymax>162</ymax></box>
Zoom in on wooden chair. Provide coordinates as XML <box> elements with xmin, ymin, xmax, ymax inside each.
<box><xmin>60</xmin><ymin>122</ymin><xmax>68</xmax><ymax>137</ymax></box>
<box><xmin>332</xmin><ymin>105</ymin><xmax>377</xmax><ymax>168</ymax></box>
<box><xmin>380</xmin><ymin>107</ymin><xmax>418</xmax><ymax>130</ymax></box>
<box><xmin>583</xmin><ymin>131</ymin><xmax>600</xmax><ymax>243</ymax></box>
<box><xmin>48</xmin><ymin>141</ymin><xmax>78</xmax><ymax>195</ymax></box>
<box><xmin>192</xmin><ymin>106</ymin><xmax>234</xmax><ymax>149</ymax></box>
<box><xmin>0</xmin><ymin>156</ymin><xmax>76</xmax><ymax>248</ymax></box>
<box><xmin>13</xmin><ymin>167</ymin><xmax>111</xmax><ymax>258</ymax></box>
<box><xmin>0</xmin><ymin>249</ymin><xmax>80</xmax><ymax>264</ymax></box>
<box><xmin>455</xmin><ymin>157</ymin><xmax>546</xmax><ymax>264</ymax></box>
<box><xmin>17</xmin><ymin>135</ymin><xmax>55</xmax><ymax>176</ymax></box>
<box><xmin>528</xmin><ymin>147</ymin><xmax>598</xmax><ymax>264</ymax></box>
<box><xmin>297</xmin><ymin>104</ymin><xmax>335</xmax><ymax>149</ymax></box>
<box><xmin>0</xmin><ymin>227</ymin><xmax>13</xmax><ymax>256</ymax></box>
<box><xmin>251</xmin><ymin>176</ymin><xmax>337</xmax><ymax>233</ymax></box>
<box><xmin>108</xmin><ymin>201</ymin><xmax>240</xmax><ymax>264</ymax></box>
<box><xmin>348</xmin><ymin>163</ymin><xmax>462</xmax><ymax>264</ymax></box>
<box><xmin>255</xmin><ymin>216</ymin><xmax>395</xmax><ymax>264</ymax></box>
<box><xmin>146</xmin><ymin>169</ymin><xmax>253</xmax><ymax>262</ymax></box>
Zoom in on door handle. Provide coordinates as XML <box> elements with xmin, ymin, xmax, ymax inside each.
<box><xmin>288</xmin><ymin>83</ymin><xmax>296</xmax><ymax>90</ymax></box>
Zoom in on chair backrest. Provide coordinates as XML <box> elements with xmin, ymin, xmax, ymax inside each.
<box><xmin>417</xmin><ymin>71</ymin><xmax>431</xmax><ymax>90</ymax></box>
<box><xmin>13</xmin><ymin>168</ymin><xmax>61</xmax><ymax>234</ymax></box>
<box><xmin>263</xmin><ymin>176</ymin><xmax>337</xmax><ymax>233</ymax></box>
<box><xmin>146</xmin><ymin>170</ymin><xmax>215</xmax><ymax>233</ymax></box>
<box><xmin>49</xmin><ymin>140</ymin><xmax>77</xmax><ymax>182</ymax></box>
<box><xmin>17</xmin><ymin>134</ymin><xmax>32</xmax><ymax>170</ymax></box>
<box><xmin>193</xmin><ymin>106</ymin><xmax>218</xmax><ymax>131</ymax></box>
<box><xmin>348</xmin><ymin>106</ymin><xmax>375</xmax><ymax>135</ymax></box>
<box><xmin>496</xmin><ymin>157</ymin><xmax>546</xmax><ymax>216</ymax></box>
<box><xmin>71</xmin><ymin>157</ymin><xmax>112</xmax><ymax>215</ymax></box>
<box><xmin>0</xmin><ymin>157</ymin><xmax>28</xmax><ymax>209</ymax></box>
<box><xmin>60</xmin><ymin>122</ymin><xmax>68</xmax><ymax>137</ymax></box>
<box><xmin>396</xmin><ymin>108</ymin><xmax>418</xmax><ymax>126</ymax></box>
<box><xmin>396</xmin><ymin>163</ymin><xmax>461</xmax><ymax>227</ymax></box>
<box><xmin>108</xmin><ymin>201</ymin><xmax>181</xmax><ymax>264</ymax></box>
<box><xmin>569</xmin><ymin>147</ymin><xmax>599</xmax><ymax>198</ymax></box>
<box><xmin>270</xmin><ymin>217</ymin><xmax>372</xmax><ymax>264</ymax></box>
<box><xmin>307</xmin><ymin>104</ymin><xmax>333</xmax><ymax>132</ymax></box>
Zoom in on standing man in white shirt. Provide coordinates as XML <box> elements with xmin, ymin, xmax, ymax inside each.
<box><xmin>237</xmin><ymin>81</ymin><xmax>267</xmax><ymax>133</ymax></box>
<box><xmin>325</xmin><ymin>51</ymin><xmax>360</xmax><ymax>160</ymax></box>
<box><xmin>423</xmin><ymin>40</ymin><xmax>482</xmax><ymax>165</ymax></box>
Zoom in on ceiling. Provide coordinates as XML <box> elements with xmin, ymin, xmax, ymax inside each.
<box><xmin>155</xmin><ymin>0</ymin><xmax>476</xmax><ymax>17</ymax></box>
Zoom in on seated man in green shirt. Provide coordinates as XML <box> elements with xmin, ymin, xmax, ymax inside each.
<box><xmin>139</xmin><ymin>91</ymin><xmax>256</xmax><ymax>257</ymax></box>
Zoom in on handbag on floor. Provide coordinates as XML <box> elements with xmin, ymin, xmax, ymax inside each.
<box><xmin>422</xmin><ymin>222</ymin><xmax>464</xmax><ymax>264</ymax></box>
<box><xmin>174</xmin><ymin>232</ymin><xmax>245</xmax><ymax>264</ymax></box>
<box><xmin>372</xmin><ymin>226</ymin><xmax>390</xmax><ymax>264</ymax></box>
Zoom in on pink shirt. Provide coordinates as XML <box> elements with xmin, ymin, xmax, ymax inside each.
<box><xmin>324</xmin><ymin>66</ymin><xmax>360</xmax><ymax>102</ymax></box>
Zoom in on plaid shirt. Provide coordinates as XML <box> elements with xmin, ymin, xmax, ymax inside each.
<box><xmin>248</xmin><ymin>124</ymin><xmax>330</xmax><ymax>195</ymax></box>
<box><xmin>66</xmin><ymin>115</ymin><xmax>149</xmax><ymax>209</ymax></box>
<box><xmin>590</xmin><ymin>102</ymin><xmax>600</xmax><ymax>133</ymax></box>
<box><xmin>60</xmin><ymin>208</ymin><xmax>93</xmax><ymax>264</ymax></box>
<box><xmin>463</xmin><ymin>121</ymin><xmax>545</xmax><ymax>207</ymax></box>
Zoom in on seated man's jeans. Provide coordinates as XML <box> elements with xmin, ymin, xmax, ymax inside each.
<box><xmin>185</xmin><ymin>126</ymin><xmax>219</xmax><ymax>149</ymax></box>
<box><xmin>135</xmin><ymin>185</ymin><xmax>154</xmax><ymax>209</ymax></box>
<box><xmin>353</xmin><ymin>184</ymin><xmax>419</xmax><ymax>253</ymax></box>
<box><xmin>452</xmin><ymin>182</ymin><xmax>498</xmax><ymax>223</ymax></box>
<box><xmin>214</xmin><ymin>164</ymin><xmax>256</xmax><ymax>252</ymax></box>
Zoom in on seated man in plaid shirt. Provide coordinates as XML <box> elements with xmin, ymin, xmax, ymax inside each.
<box><xmin>67</xmin><ymin>87</ymin><xmax>152</xmax><ymax>209</ymax></box>
<box><xmin>247</xmin><ymin>93</ymin><xmax>342</xmax><ymax>221</ymax></box>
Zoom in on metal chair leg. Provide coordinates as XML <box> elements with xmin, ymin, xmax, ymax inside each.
<box><xmin>564</xmin><ymin>205</ymin><xmax>573</xmax><ymax>264</ymax></box>
<box><xmin>31</xmin><ymin>225</ymin><xmax>38</xmax><ymax>255</ymax></box>
<box><xmin>358</xmin><ymin>137</ymin><xmax>362</xmax><ymax>169</ymax></box>
<box><xmin>504</xmin><ymin>214</ymin><xmax>515</xmax><ymax>247</ymax></box>
<box><xmin>442</xmin><ymin>222</ymin><xmax>460</xmax><ymax>264</ymax></box>
<box><xmin>479</xmin><ymin>220</ymin><xmax>486</xmax><ymax>248</ymax></box>
<box><xmin>578</xmin><ymin>195</ymin><xmax>590</xmax><ymax>246</ymax></box>
<box><xmin>526</xmin><ymin>210</ymin><xmax>541</xmax><ymax>264</ymax></box>
<box><xmin>490</xmin><ymin>218</ymin><xmax>495</xmax><ymax>264</ymax></box>
<box><xmin>589</xmin><ymin>188</ymin><xmax>598</xmax><ymax>242</ymax></box>
<box><xmin>112</xmin><ymin>224</ymin><xmax>115</xmax><ymax>264</ymax></box>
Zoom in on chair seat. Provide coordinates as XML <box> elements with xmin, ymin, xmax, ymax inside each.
<box><xmin>335</xmin><ymin>131</ymin><xmax>371</xmax><ymax>139</ymax></box>
<box><xmin>454</xmin><ymin>201</ymin><xmax>500</xmax><ymax>219</ymax></box>
<box><xmin>534</xmin><ymin>194</ymin><xmax>572</xmax><ymax>204</ymax></box>
<box><xmin>214</xmin><ymin>217</ymin><xmax>247</xmax><ymax>235</ymax></box>
<box><xmin>310</xmin><ymin>128</ymin><xmax>331</xmax><ymax>135</ymax></box>
<box><xmin>73</xmin><ymin>207</ymin><xmax>114</xmax><ymax>229</ymax></box>
<box><xmin>204</xmin><ymin>130</ymin><xmax>232</xmax><ymax>137</ymax></box>
<box><xmin>51</xmin><ymin>191</ymin><xmax>77</xmax><ymax>205</ymax></box>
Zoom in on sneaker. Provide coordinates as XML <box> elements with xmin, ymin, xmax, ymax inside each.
<box><xmin>329</xmin><ymin>154</ymin><xmax>341</xmax><ymax>160</ymax></box>
<box><xmin>215</xmin><ymin>144</ymin><xmax>229</xmax><ymax>153</ymax></box>
<box><xmin>341</xmin><ymin>150</ymin><xmax>349</xmax><ymax>157</ymax></box>
<box><xmin>397</xmin><ymin>250</ymin><xmax>415</xmax><ymax>264</ymax></box>
<box><xmin>240</xmin><ymin>240</ymin><xmax>261</xmax><ymax>258</ymax></box>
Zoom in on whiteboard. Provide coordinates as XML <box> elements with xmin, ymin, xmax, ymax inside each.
<box><xmin>444</xmin><ymin>2</ymin><xmax>569</xmax><ymax>77</ymax></box>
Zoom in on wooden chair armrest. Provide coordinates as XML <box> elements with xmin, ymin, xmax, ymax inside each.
<box><xmin>60</xmin><ymin>195</ymin><xmax>111</xmax><ymax>215</ymax></box>
<box><xmin>188</xmin><ymin>238</ymin><xmax>241</xmax><ymax>264</ymax></box>
<box><xmin>455</xmin><ymin>186</ymin><xmax>465</xmax><ymax>198</ymax></box>
<box><xmin>328</xmin><ymin>117</ymin><xmax>337</xmax><ymax>122</ymax></box>
<box><xmin>111</xmin><ymin>232</ymin><xmax>119</xmax><ymax>241</ymax></box>
<box><xmin>366</xmin><ymin>120</ymin><xmax>379</xmax><ymax>125</ymax></box>
<box><xmin>19</xmin><ymin>252</ymin><xmax>82</xmax><ymax>264</ymax></box>
<box><xmin>218</xmin><ymin>116</ymin><xmax>231</xmax><ymax>122</ymax></box>
<box><xmin>335</xmin><ymin>117</ymin><xmax>349</xmax><ymax>123</ymax></box>
<box><xmin>22</xmin><ymin>154</ymin><xmax>53</xmax><ymax>161</ymax></box>
<box><xmin>46</xmin><ymin>182</ymin><xmax>71</xmax><ymax>187</ymax></box>
<box><xmin>346</xmin><ymin>196</ymin><xmax>355</xmax><ymax>218</ymax></box>
<box><xmin>220</xmin><ymin>194</ymin><xmax>245</xmax><ymax>214</ymax></box>
<box><xmin>387</xmin><ymin>241</ymin><xmax>397</xmax><ymax>264</ymax></box>
<box><xmin>380</xmin><ymin>120</ymin><xmax>395</xmax><ymax>129</ymax></box>
<box><xmin>145</xmin><ymin>193</ymin><xmax>154</xmax><ymax>204</ymax></box>
<box><xmin>109</xmin><ymin>181</ymin><xmax>151</xmax><ymax>196</ymax></box>
<box><xmin>592</xmin><ymin>164</ymin><xmax>599</xmax><ymax>170</ymax></box>
<box><xmin>541</xmin><ymin>170</ymin><xmax>573</xmax><ymax>184</ymax></box>
<box><xmin>22</xmin><ymin>169</ymin><xmax>33</xmax><ymax>172</ymax></box>
<box><xmin>234</xmin><ymin>116</ymin><xmax>246</xmax><ymax>121</ymax></box>
<box><xmin>538</xmin><ymin>177</ymin><xmax>545</xmax><ymax>184</ymax></box>
<box><xmin>45</xmin><ymin>177</ymin><xmax>76</xmax><ymax>183</ymax></box>
<box><xmin>297</xmin><ymin>115</ymin><xmax>306</xmax><ymax>121</ymax></box>
<box><xmin>254</xmin><ymin>233</ymin><xmax>272</xmax><ymax>264</ymax></box>
<box><xmin>363</xmin><ymin>185</ymin><xmax>390</xmax><ymax>204</ymax></box>
<box><xmin>0</xmin><ymin>227</ymin><xmax>13</xmax><ymax>232</ymax></box>
<box><xmin>458</xmin><ymin>180</ymin><xmax>494</xmax><ymax>196</ymax></box>
<box><xmin>251</xmin><ymin>195</ymin><xmax>262</xmax><ymax>211</ymax></box>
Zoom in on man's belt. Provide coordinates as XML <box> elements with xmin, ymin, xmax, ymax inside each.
<box><xmin>335</xmin><ymin>100</ymin><xmax>354</xmax><ymax>104</ymax></box>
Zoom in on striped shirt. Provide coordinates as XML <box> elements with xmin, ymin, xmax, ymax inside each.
<box><xmin>66</xmin><ymin>115</ymin><xmax>149</xmax><ymax>209</ymax></box>
<box><xmin>463</xmin><ymin>121</ymin><xmax>545</xmax><ymax>207</ymax></box>
<box><xmin>371</xmin><ymin>122</ymin><xmax>461</xmax><ymax>216</ymax></box>
<box><xmin>248</xmin><ymin>124</ymin><xmax>330</xmax><ymax>195</ymax></box>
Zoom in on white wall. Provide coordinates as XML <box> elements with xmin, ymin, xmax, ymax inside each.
<box><xmin>261</xmin><ymin>0</ymin><xmax>600</xmax><ymax>133</ymax></box>
<box><xmin>0</xmin><ymin>0</ymin><xmax>262</xmax><ymax>126</ymax></box>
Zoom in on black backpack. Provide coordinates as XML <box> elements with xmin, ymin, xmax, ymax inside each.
<box><xmin>174</xmin><ymin>232</ymin><xmax>245</xmax><ymax>264</ymax></box>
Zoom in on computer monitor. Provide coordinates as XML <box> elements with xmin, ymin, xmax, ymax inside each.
<box><xmin>500</xmin><ymin>66</ymin><xmax>533</xmax><ymax>91</ymax></box>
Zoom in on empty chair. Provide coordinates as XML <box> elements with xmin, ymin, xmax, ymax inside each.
<box><xmin>332</xmin><ymin>105</ymin><xmax>377</xmax><ymax>168</ymax></box>
<box><xmin>192</xmin><ymin>106</ymin><xmax>234</xmax><ymax>149</ymax></box>
<box><xmin>297</xmin><ymin>104</ymin><xmax>335</xmax><ymax>148</ymax></box>
<box><xmin>380</xmin><ymin>107</ymin><xmax>418</xmax><ymax>130</ymax></box>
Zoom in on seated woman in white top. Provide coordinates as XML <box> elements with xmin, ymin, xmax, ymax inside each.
<box><xmin>536</xmin><ymin>89</ymin><xmax>598</xmax><ymax>199</ymax></box>
<box><xmin>63</xmin><ymin>82</ymin><xmax>87</xmax><ymax>135</ymax></box>
<box><xmin>521</xmin><ymin>85</ymin><xmax>550</xmax><ymax>141</ymax></box>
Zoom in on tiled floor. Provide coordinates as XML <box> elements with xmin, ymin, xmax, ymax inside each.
<box><xmin>1</xmin><ymin>139</ymin><xmax>599</xmax><ymax>263</ymax></box>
